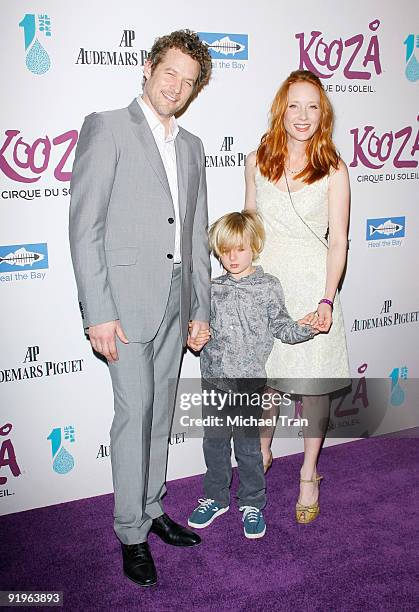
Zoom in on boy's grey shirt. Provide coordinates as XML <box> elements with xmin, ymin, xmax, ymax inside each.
<box><xmin>200</xmin><ymin>266</ymin><xmax>314</xmax><ymax>391</ymax></box>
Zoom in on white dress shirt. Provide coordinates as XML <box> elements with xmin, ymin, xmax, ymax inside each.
<box><xmin>138</xmin><ymin>97</ymin><xmax>181</xmax><ymax>263</ymax></box>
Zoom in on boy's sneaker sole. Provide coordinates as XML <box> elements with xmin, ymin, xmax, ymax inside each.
<box><xmin>244</xmin><ymin>525</ymin><xmax>266</xmax><ymax>539</ymax></box>
<box><xmin>188</xmin><ymin>505</ymin><xmax>229</xmax><ymax>528</ymax></box>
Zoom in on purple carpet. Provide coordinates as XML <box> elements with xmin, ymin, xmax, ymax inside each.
<box><xmin>2</xmin><ymin>435</ymin><xmax>418</xmax><ymax>611</ymax></box>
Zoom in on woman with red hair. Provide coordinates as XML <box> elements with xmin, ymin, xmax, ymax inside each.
<box><xmin>245</xmin><ymin>69</ymin><xmax>350</xmax><ymax>524</ymax></box>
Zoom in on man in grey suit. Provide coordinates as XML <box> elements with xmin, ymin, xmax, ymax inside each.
<box><xmin>69</xmin><ymin>30</ymin><xmax>212</xmax><ymax>587</ymax></box>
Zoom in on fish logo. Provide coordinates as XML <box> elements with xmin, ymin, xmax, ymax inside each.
<box><xmin>0</xmin><ymin>243</ymin><xmax>49</xmax><ymax>272</ymax></box>
<box><xmin>369</xmin><ymin>220</ymin><xmax>403</xmax><ymax>236</ymax></box>
<box><xmin>204</xmin><ymin>36</ymin><xmax>245</xmax><ymax>56</ymax></box>
<box><xmin>198</xmin><ymin>33</ymin><xmax>248</xmax><ymax>60</ymax></box>
<box><xmin>366</xmin><ymin>217</ymin><xmax>405</xmax><ymax>241</ymax></box>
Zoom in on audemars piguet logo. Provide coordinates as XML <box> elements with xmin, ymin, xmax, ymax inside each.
<box><xmin>351</xmin><ymin>299</ymin><xmax>419</xmax><ymax>332</ymax></box>
<box><xmin>205</xmin><ymin>137</ymin><xmax>246</xmax><ymax>169</ymax></box>
<box><xmin>0</xmin><ymin>346</ymin><xmax>84</xmax><ymax>383</ymax></box>
<box><xmin>76</xmin><ymin>30</ymin><xmax>149</xmax><ymax>67</ymax></box>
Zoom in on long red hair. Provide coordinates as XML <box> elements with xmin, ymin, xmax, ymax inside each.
<box><xmin>256</xmin><ymin>70</ymin><xmax>340</xmax><ymax>184</ymax></box>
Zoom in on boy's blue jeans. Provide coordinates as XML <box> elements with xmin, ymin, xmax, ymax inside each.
<box><xmin>201</xmin><ymin>379</ymin><xmax>266</xmax><ymax>510</ymax></box>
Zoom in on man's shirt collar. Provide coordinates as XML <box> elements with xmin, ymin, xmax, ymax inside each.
<box><xmin>138</xmin><ymin>96</ymin><xmax>179</xmax><ymax>142</ymax></box>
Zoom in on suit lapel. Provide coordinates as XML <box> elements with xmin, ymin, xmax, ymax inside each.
<box><xmin>175</xmin><ymin>131</ymin><xmax>189</xmax><ymax>223</ymax></box>
<box><xmin>127</xmin><ymin>99</ymin><xmax>172</xmax><ymax>203</ymax></box>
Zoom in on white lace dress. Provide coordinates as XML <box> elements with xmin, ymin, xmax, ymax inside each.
<box><xmin>255</xmin><ymin>169</ymin><xmax>350</xmax><ymax>395</ymax></box>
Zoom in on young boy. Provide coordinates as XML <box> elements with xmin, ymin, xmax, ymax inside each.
<box><xmin>188</xmin><ymin>211</ymin><xmax>318</xmax><ymax>539</ymax></box>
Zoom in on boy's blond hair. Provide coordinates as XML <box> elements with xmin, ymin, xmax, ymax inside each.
<box><xmin>208</xmin><ymin>211</ymin><xmax>265</xmax><ymax>260</ymax></box>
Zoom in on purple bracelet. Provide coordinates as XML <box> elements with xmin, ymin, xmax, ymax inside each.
<box><xmin>318</xmin><ymin>298</ymin><xmax>334</xmax><ymax>310</ymax></box>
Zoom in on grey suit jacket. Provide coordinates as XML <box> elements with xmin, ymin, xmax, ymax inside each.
<box><xmin>69</xmin><ymin>99</ymin><xmax>211</xmax><ymax>343</ymax></box>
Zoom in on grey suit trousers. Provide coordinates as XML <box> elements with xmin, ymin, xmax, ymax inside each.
<box><xmin>108</xmin><ymin>265</ymin><xmax>183</xmax><ymax>544</ymax></box>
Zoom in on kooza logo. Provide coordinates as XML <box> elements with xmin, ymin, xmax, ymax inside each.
<box><xmin>198</xmin><ymin>33</ymin><xmax>248</xmax><ymax>60</ymax></box>
<box><xmin>19</xmin><ymin>14</ymin><xmax>52</xmax><ymax>75</ymax></box>
<box><xmin>0</xmin><ymin>423</ymin><xmax>21</xmax><ymax>486</ymax></box>
<box><xmin>404</xmin><ymin>35</ymin><xmax>419</xmax><ymax>82</ymax></box>
<box><xmin>47</xmin><ymin>426</ymin><xmax>75</xmax><ymax>474</ymax></box>
<box><xmin>295</xmin><ymin>363</ymin><xmax>389</xmax><ymax>438</ymax></box>
<box><xmin>295</xmin><ymin>19</ymin><xmax>381</xmax><ymax>80</ymax></box>
<box><xmin>350</xmin><ymin>118</ymin><xmax>419</xmax><ymax>169</ymax></box>
<box><xmin>0</xmin><ymin>128</ymin><xmax>78</xmax><ymax>183</ymax></box>
<box><xmin>366</xmin><ymin>217</ymin><xmax>405</xmax><ymax>241</ymax></box>
<box><xmin>0</xmin><ymin>243</ymin><xmax>49</xmax><ymax>272</ymax></box>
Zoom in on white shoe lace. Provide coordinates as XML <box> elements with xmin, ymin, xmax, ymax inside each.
<box><xmin>197</xmin><ymin>498</ymin><xmax>216</xmax><ymax>513</ymax></box>
<box><xmin>240</xmin><ymin>506</ymin><xmax>260</xmax><ymax>523</ymax></box>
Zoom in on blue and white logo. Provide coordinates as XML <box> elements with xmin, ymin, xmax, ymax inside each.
<box><xmin>47</xmin><ymin>426</ymin><xmax>75</xmax><ymax>475</ymax></box>
<box><xmin>389</xmin><ymin>366</ymin><xmax>408</xmax><ymax>406</ymax></box>
<box><xmin>19</xmin><ymin>14</ymin><xmax>52</xmax><ymax>75</ymax></box>
<box><xmin>0</xmin><ymin>243</ymin><xmax>48</xmax><ymax>272</ymax></box>
<box><xmin>366</xmin><ymin>217</ymin><xmax>405</xmax><ymax>241</ymax></box>
<box><xmin>198</xmin><ymin>33</ymin><xmax>248</xmax><ymax>60</ymax></box>
<box><xmin>404</xmin><ymin>34</ymin><xmax>419</xmax><ymax>82</ymax></box>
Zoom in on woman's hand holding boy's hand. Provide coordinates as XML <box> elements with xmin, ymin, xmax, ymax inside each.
<box><xmin>187</xmin><ymin>321</ymin><xmax>211</xmax><ymax>351</ymax></box>
<box><xmin>315</xmin><ymin>302</ymin><xmax>333</xmax><ymax>332</ymax></box>
<box><xmin>298</xmin><ymin>311</ymin><xmax>320</xmax><ymax>335</ymax></box>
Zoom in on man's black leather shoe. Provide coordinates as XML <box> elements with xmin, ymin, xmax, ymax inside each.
<box><xmin>121</xmin><ymin>542</ymin><xmax>157</xmax><ymax>587</ymax></box>
<box><xmin>150</xmin><ymin>513</ymin><xmax>201</xmax><ymax>547</ymax></box>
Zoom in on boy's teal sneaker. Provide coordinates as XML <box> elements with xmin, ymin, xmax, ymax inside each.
<box><xmin>188</xmin><ymin>498</ymin><xmax>229</xmax><ymax>528</ymax></box>
<box><xmin>240</xmin><ymin>506</ymin><xmax>266</xmax><ymax>539</ymax></box>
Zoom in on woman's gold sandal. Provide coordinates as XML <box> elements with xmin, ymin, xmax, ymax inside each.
<box><xmin>263</xmin><ymin>450</ymin><xmax>273</xmax><ymax>474</ymax></box>
<box><xmin>295</xmin><ymin>474</ymin><xmax>323</xmax><ymax>524</ymax></box>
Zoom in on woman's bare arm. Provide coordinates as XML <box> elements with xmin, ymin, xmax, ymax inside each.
<box><xmin>244</xmin><ymin>150</ymin><xmax>257</xmax><ymax>211</ymax></box>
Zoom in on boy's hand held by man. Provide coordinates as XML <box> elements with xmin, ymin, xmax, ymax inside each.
<box><xmin>187</xmin><ymin>320</ymin><xmax>211</xmax><ymax>351</ymax></box>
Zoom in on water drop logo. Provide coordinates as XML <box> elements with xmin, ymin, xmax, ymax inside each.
<box><xmin>404</xmin><ymin>35</ymin><xmax>419</xmax><ymax>83</ymax></box>
<box><xmin>19</xmin><ymin>14</ymin><xmax>52</xmax><ymax>75</ymax></box>
<box><xmin>389</xmin><ymin>366</ymin><xmax>408</xmax><ymax>407</ymax></box>
<box><xmin>47</xmin><ymin>426</ymin><xmax>75</xmax><ymax>474</ymax></box>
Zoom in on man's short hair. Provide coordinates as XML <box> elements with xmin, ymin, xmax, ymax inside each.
<box><xmin>148</xmin><ymin>29</ymin><xmax>212</xmax><ymax>91</ymax></box>
<box><xmin>209</xmin><ymin>211</ymin><xmax>266</xmax><ymax>260</ymax></box>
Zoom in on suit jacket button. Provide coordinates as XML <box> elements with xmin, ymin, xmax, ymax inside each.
<box><xmin>167</xmin><ymin>253</ymin><xmax>173</xmax><ymax>259</ymax></box>
<box><xmin>168</xmin><ymin>217</ymin><xmax>174</xmax><ymax>224</ymax></box>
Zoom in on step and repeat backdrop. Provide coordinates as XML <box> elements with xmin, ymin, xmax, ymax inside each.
<box><xmin>1</xmin><ymin>0</ymin><xmax>418</xmax><ymax>514</ymax></box>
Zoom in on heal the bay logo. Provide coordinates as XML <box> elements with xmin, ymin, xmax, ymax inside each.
<box><xmin>19</xmin><ymin>14</ymin><xmax>52</xmax><ymax>75</ymax></box>
<box><xmin>366</xmin><ymin>217</ymin><xmax>405</xmax><ymax>248</ymax></box>
<box><xmin>198</xmin><ymin>33</ymin><xmax>248</xmax><ymax>71</ymax></box>
<box><xmin>0</xmin><ymin>244</ymin><xmax>48</xmax><ymax>268</ymax></box>
<box><xmin>0</xmin><ymin>244</ymin><xmax>49</xmax><ymax>282</ymax></box>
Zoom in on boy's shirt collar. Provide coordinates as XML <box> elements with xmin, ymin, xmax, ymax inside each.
<box><xmin>216</xmin><ymin>265</ymin><xmax>265</xmax><ymax>284</ymax></box>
